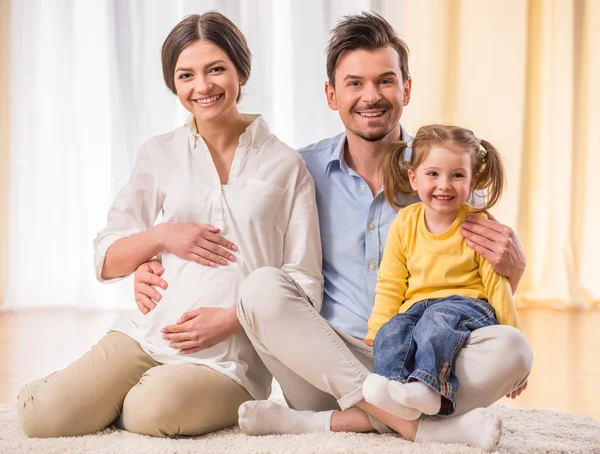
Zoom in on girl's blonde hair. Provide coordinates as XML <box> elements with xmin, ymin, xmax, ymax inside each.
<box><xmin>383</xmin><ymin>124</ymin><xmax>505</xmax><ymax>211</ymax></box>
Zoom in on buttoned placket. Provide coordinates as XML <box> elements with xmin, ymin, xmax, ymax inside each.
<box><xmin>190</xmin><ymin>129</ymin><xmax>254</xmax><ymax>231</ymax></box>
<box><xmin>365</xmin><ymin>192</ymin><xmax>385</xmax><ymax>309</ymax></box>
<box><xmin>343</xmin><ymin>163</ymin><xmax>383</xmax><ymax>311</ymax></box>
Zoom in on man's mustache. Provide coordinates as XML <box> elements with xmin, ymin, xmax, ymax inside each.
<box><xmin>352</xmin><ymin>102</ymin><xmax>392</xmax><ymax>112</ymax></box>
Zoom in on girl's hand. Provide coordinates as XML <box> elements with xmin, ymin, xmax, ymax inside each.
<box><xmin>362</xmin><ymin>339</ymin><xmax>374</xmax><ymax>347</ymax></box>
<box><xmin>159</xmin><ymin>223</ymin><xmax>238</xmax><ymax>266</ymax></box>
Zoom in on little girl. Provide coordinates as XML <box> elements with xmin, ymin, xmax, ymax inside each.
<box><xmin>363</xmin><ymin>124</ymin><xmax>521</xmax><ymax>420</ymax></box>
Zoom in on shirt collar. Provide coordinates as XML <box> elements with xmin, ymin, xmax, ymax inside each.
<box><xmin>325</xmin><ymin>125</ymin><xmax>413</xmax><ymax>174</ymax></box>
<box><xmin>185</xmin><ymin>113</ymin><xmax>271</xmax><ymax>151</ymax></box>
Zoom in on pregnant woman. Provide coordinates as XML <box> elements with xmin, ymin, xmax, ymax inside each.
<box><xmin>18</xmin><ymin>12</ymin><xmax>322</xmax><ymax>438</ymax></box>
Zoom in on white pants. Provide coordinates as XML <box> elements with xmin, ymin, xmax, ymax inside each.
<box><xmin>237</xmin><ymin>267</ymin><xmax>533</xmax><ymax>430</ymax></box>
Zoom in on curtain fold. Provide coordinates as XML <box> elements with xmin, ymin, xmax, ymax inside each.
<box><xmin>401</xmin><ymin>0</ymin><xmax>600</xmax><ymax>309</ymax></box>
<box><xmin>0</xmin><ymin>0</ymin><xmax>10</xmax><ymax>304</ymax></box>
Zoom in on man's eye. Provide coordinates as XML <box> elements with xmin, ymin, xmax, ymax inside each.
<box><xmin>348</xmin><ymin>81</ymin><xmax>360</xmax><ymax>87</ymax></box>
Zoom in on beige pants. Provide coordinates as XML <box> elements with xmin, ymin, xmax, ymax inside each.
<box><xmin>238</xmin><ymin>267</ymin><xmax>533</xmax><ymax>426</ymax></box>
<box><xmin>18</xmin><ymin>331</ymin><xmax>252</xmax><ymax>438</ymax></box>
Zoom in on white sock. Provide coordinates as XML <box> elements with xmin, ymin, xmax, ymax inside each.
<box><xmin>238</xmin><ymin>400</ymin><xmax>334</xmax><ymax>435</ymax></box>
<box><xmin>362</xmin><ymin>374</ymin><xmax>422</xmax><ymax>420</ymax></box>
<box><xmin>416</xmin><ymin>407</ymin><xmax>503</xmax><ymax>452</ymax></box>
<box><xmin>388</xmin><ymin>380</ymin><xmax>442</xmax><ymax>415</ymax></box>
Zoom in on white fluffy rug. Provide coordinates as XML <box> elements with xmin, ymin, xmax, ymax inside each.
<box><xmin>1</xmin><ymin>403</ymin><xmax>598</xmax><ymax>453</ymax></box>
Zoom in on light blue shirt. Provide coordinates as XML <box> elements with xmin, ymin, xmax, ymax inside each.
<box><xmin>299</xmin><ymin>127</ymin><xmax>414</xmax><ymax>338</ymax></box>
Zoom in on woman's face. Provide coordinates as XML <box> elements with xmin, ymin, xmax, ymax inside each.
<box><xmin>174</xmin><ymin>40</ymin><xmax>243</xmax><ymax>126</ymax></box>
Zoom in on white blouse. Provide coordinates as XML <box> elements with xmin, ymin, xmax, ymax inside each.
<box><xmin>93</xmin><ymin>114</ymin><xmax>323</xmax><ymax>399</ymax></box>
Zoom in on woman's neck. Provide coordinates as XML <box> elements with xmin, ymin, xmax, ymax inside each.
<box><xmin>195</xmin><ymin>110</ymin><xmax>251</xmax><ymax>155</ymax></box>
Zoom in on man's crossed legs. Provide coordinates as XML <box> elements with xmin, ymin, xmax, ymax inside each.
<box><xmin>236</xmin><ymin>267</ymin><xmax>533</xmax><ymax>451</ymax></box>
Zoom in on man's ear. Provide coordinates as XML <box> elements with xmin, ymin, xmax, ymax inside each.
<box><xmin>403</xmin><ymin>77</ymin><xmax>412</xmax><ymax>106</ymax></box>
<box><xmin>325</xmin><ymin>82</ymin><xmax>338</xmax><ymax>111</ymax></box>
<box><xmin>408</xmin><ymin>169</ymin><xmax>418</xmax><ymax>191</ymax></box>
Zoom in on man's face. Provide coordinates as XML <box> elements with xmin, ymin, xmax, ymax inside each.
<box><xmin>325</xmin><ymin>46</ymin><xmax>411</xmax><ymax>142</ymax></box>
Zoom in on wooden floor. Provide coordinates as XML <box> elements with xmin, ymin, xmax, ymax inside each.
<box><xmin>1</xmin><ymin>308</ymin><xmax>599</xmax><ymax>420</ymax></box>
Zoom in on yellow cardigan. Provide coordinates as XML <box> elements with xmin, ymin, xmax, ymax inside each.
<box><xmin>366</xmin><ymin>202</ymin><xmax>521</xmax><ymax>340</ymax></box>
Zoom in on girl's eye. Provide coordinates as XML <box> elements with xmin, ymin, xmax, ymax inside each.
<box><xmin>453</xmin><ymin>173</ymin><xmax>465</xmax><ymax>178</ymax></box>
<box><xmin>426</xmin><ymin>171</ymin><xmax>438</xmax><ymax>177</ymax></box>
<box><xmin>210</xmin><ymin>66</ymin><xmax>225</xmax><ymax>73</ymax></box>
<box><xmin>178</xmin><ymin>73</ymin><xmax>192</xmax><ymax>80</ymax></box>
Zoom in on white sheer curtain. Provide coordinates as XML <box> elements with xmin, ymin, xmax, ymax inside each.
<box><xmin>6</xmin><ymin>0</ymin><xmax>391</xmax><ymax>308</ymax></box>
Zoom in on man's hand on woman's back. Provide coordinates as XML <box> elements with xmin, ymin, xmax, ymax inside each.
<box><xmin>134</xmin><ymin>260</ymin><xmax>168</xmax><ymax>314</ymax></box>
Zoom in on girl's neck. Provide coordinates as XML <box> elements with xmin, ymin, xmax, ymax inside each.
<box><xmin>195</xmin><ymin>109</ymin><xmax>251</xmax><ymax>155</ymax></box>
<box><xmin>423</xmin><ymin>204</ymin><xmax>460</xmax><ymax>235</ymax></box>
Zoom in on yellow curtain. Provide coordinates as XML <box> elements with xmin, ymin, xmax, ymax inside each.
<box><xmin>398</xmin><ymin>0</ymin><xmax>600</xmax><ymax>309</ymax></box>
<box><xmin>0</xmin><ymin>0</ymin><xmax>10</xmax><ymax>305</ymax></box>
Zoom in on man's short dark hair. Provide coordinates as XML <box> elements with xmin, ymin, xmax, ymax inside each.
<box><xmin>326</xmin><ymin>12</ymin><xmax>410</xmax><ymax>87</ymax></box>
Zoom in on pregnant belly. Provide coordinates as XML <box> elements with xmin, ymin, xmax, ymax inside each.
<box><xmin>131</xmin><ymin>258</ymin><xmax>241</xmax><ymax>346</ymax></box>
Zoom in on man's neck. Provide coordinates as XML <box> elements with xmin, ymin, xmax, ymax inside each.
<box><xmin>344</xmin><ymin>124</ymin><xmax>402</xmax><ymax>195</ymax></box>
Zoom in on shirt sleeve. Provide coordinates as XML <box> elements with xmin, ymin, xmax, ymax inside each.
<box><xmin>478</xmin><ymin>254</ymin><xmax>521</xmax><ymax>330</ymax></box>
<box><xmin>366</xmin><ymin>213</ymin><xmax>409</xmax><ymax>340</ymax></box>
<box><xmin>93</xmin><ymin>141</ymin><xmax>162</xmax><ymax>283</ymax></box>
<box><xmin>281</xmin><ymin>164</ymin><xmax>324</xmax><ymax>310</ymax></box>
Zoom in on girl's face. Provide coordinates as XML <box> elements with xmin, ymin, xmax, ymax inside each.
<box><xmin>174</xmin><ymin>40</ymin><xmax>243</xmax><ymax>126</ymax></box>
<box><xmin>408</xmin><ymin>145</ymin><xmax>475</xmax><ymax>216</ymax></box>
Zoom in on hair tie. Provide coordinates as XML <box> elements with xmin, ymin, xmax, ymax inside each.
<box><xmin>477</xmin><ymin>139</ymin><xmax>487</xmax><ymax>158</ymax></box>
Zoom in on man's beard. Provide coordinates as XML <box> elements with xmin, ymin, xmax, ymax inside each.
<box><xmin>350</xmin><ymin>102</ymin><xmax>395</xmax><ymax>142</ymax></box>
<box><xmin>351</xmin><ymin>127</ymin><xmax>392</xmax><ymax>143</ymax></box>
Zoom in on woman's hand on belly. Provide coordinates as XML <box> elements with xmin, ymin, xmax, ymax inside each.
<box><xmin>161</xmin><ymin>307</ymin><xmax>243</xmax><ymax>354</ymax></box>
<box><xmin>158</xmin><ymin>222</ymin><xmax>238</xmax><ymax>267</ymax></box>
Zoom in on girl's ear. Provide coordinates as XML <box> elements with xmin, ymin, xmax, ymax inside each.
<box><xmin>408</xmin><ymin>169</ymin><xmax>418</xmax><ymax>191</ymax></box>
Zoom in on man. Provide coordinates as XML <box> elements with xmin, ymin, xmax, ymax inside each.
<box><xmin>234</xmin><ymin>13</ymin><xmax>530</xmax><ymax>452</ymax></box>
<box><xmin>135</xmin><ymin>12</ymin><xmax>531</xmax><ymax>452</ymax></box>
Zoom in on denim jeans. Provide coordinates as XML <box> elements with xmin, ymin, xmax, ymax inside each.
<box><xmin>373</xmin><ymin>295</ymin><xmax>498</xmax><ymax>415</ymax></box>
